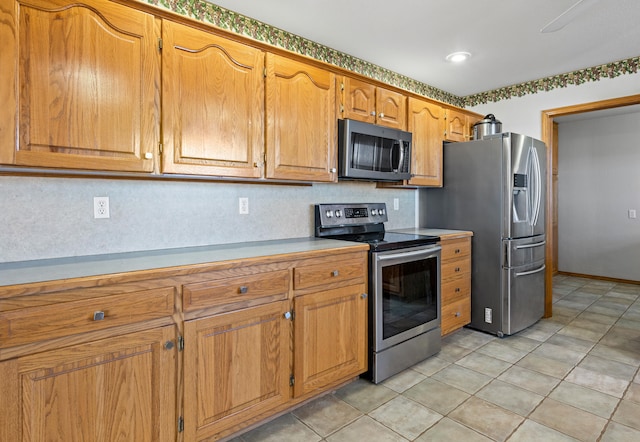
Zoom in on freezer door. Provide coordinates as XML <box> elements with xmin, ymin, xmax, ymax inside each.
<box><xmin>502</xmin><ymin>260</ymin><xmax>546</xmax><ymax>335</ymax></box>
<box><xmin>504</xmin><ymin>134</ymin><xmax>546</xmax><ymax>239</ymax></box>
<box><xmin>503</xmin><ymin>235</ymin><xmax>546</xmax><ymax>268</ymax></box>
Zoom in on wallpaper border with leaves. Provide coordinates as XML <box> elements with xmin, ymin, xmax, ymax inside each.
<box><xmin>147</xmin><ymin>0</ymin><xmax>640</xmax><ymax>109</ymax></box>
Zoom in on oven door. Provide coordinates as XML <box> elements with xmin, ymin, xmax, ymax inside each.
<box><xmin>372</xmin><ymin>245</ymin><xmax>441</xmax><ymax>352</ymax></box>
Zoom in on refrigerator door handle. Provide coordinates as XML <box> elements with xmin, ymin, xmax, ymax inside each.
<box><xmin>515</xmin><ymin>240</ymin><xmax>546</xmax><ymax>250</ymax></box>
<box><xmin>515</xmin><ymin>264</ymin><xmax>546</xmax><ymax>277</ymax></box>
<box><xmin>530</xmin><ymin>146</ymin><xmax>542</xmax><ymax>227</ymax></box>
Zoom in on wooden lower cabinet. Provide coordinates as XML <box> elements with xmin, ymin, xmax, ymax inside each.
<box><xmin>0</xmin><ymin>325</ymin><xmax>178</xmax><ymax>442</ymax></box>
<box><xmin>293</xmin><ymin>284</ymin><xmax>367</xmax><ymax>397</ymax></box>
<box><xmin>440</xmin><ymin>236</ymin><xmax>472</xmax><ymax>335</ymax></box>
<box><xmin>183</xmin><ymin>300</ymin><xmax>291</xmax><ymax>441</ymax></box>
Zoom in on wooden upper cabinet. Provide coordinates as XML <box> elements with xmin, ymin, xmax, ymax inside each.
<box><xmin>161</xmin><ymin>21</ymin><xmax>264</xmax><ymax>178</ymax></box>
<box><xmin>265</xmin><ymin>53</ymin><xmax>336</xmax><ymax>182</ymax></box>
<box><xmin>7</xmin><ymin>0</ymin><xmax>160</xmax><ymax>172</ymax></box>
<box><xmin>407</xmin><ymin>98</ymin><xmax>445</xmax><ymax>186</ymax></box>
<box><xmin>445</xmin><ymin>108</ymin><xmax>471</xmax><ymax>142</ymax></box>
<box><xmin>340</xmin><ymin>77</ymin><xmax>407</xmax><ymax>130</ymax></box>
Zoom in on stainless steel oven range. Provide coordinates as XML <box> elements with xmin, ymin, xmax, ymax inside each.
<box><xmin>315</xmin><ymin>203</ymin><xmax>441</xmax><ymax>383</ymax></box>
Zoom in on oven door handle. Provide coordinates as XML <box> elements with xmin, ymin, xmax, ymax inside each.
<box><xmin>375</xmin><ymin>246</ymin><xmax>441</xmax><ymax>261</ymax></box>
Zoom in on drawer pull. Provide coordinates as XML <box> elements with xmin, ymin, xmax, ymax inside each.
<box><xmin>455</xmin><ymin>267</ymin><xmax>461</xmax><ymax>272</ymax></box>
<box><xmin>283</xmin><ymin>311</ymin><xmax>292</xmax><ymax>320</ymax></box>
<box><xmin>164</xmin><ymin>340</ymin><xmax>175</xmax><ymax>350</ymax></box>
<box><xmin>455</xmin><ymin>311</ymin><xmax>461</xmax><ymax>317</ymax></box>
<box><xmin>238</xmin><ymin>286</ymin><xmax>248</xmax><ymax>294</ymax></box>
<box><xmin>455</xmin><ymin>249</ymin><xmax>461</xmax><ymax>254</ymax></box>
<box><xmin>455</xmin><ymin>288</ymin><xmax>461</xmax><ymax>293</ymax></box>
<box><xmin>361</xmin><ymin>293</ymin><xmax>368</xmax><ymax>299</ymax></box>
<box><xmin>93</xmin><ymin>311</ymin><xmax>105</xmax><ymax>321</ymax></box>
<box><xmin>331</xmin><ymin>270</ymin><xmax>339</xmax><ymax>277</ymax></box>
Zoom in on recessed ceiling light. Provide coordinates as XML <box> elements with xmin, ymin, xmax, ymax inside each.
<box><xmin>445</xmin><ymin>51</ymin><xmax>471</xmax><ymax>63</ymax></box>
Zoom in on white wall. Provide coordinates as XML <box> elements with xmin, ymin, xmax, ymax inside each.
<box><xmin>0</xmin><ymin>177</ymin><xmax>417</xmax><ymax>263</ymax></box>
<box><xmin>557</xmin><ymin>112</ymin><xmax>640</xmax><ymax>280</ymax></box>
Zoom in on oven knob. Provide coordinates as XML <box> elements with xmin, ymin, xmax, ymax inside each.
<box><xmin>335</xmin><ymin>210</ymin><xmax>342</xmax><ymax>217</ymax></box>
<box><xmin>325</xmin><ymin>210</ymin><xmax>333</xmax><ymax>218</ymax></box>
<box><xmin>379</xmin><ymin>208</ymin><xmax>385</xmax><ymax>215</ymax></box>
<box><xmin>371</xmin><ymin>209</ymin><xmax>377</xmax><ymax>216</ymax></box>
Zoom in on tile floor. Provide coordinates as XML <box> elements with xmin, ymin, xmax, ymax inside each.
<box><xmin>230</xmin><ymin>276</ymin><xmax>640</xmax><ymax>442</ymax></box>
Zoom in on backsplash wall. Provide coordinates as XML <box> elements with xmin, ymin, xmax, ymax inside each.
<box><xmin>0</xmin><ymin>176</ymin><xmax>417</xmax><ymax>263</ymax></box>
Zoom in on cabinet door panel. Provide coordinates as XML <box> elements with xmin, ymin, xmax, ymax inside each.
<box><xmin>341</xmin><ymin>77</ymin><xmax>376</xmax><ymax>124</ymax></box>
<box><xmin>183</xmin><ymin>301</ymin><xmax>290</xmax><ymax>440</ymax></box>
<box><xmin>5</xmin><ymin>326</ymin><xmax>177</xmax><ymax>442</ymax></box>
<box><xmin>294</xmin><ymin>284</ymin><xmax>367</xmax><ymax>397</ymax></box>
<box><xmin>162</xmin><ymin>20</ymin><xmax>264</xmax><ymax>177</ymax></box>
<box><xmin>266</xmin><ymin>54</ymin><xmax>336</xmax><ymax>181</ymax></box>
<box><xmin>407</xmin><ymin>98</ymin><xmax>444</xmax><ymax>186</ymax></box>
<box><xmin>376</xmin><ymin>88</ymin><xmax>406</xmax><ymax>130</ymax></box>
<box><xmin>446</xmin><ymin>108</ymin><xmax>470</xmax><ymax>142</ymax></box>
<box><xmin>14</xmin><ymin>0</ymin><xmax>160</xmax><ymax>172</ymax></box>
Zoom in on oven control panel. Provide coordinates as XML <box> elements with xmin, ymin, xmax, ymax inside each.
<box><xmin>315</xmin><ymin>203</ymin><xmax>388</xmax><ymax>227</ymax></box>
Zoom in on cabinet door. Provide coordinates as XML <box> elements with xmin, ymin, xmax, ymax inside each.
<box><xmin>265</xmin><ymin>53</ymin><xmax>336</xmax><ymax>182</ymax></box>
<box><xmin>8</xmin><ymin>0</ymin><xmax>160</xmax><ymax>172</ymax></box>
<box><xmin>293</xmin><ymin>284</ymin><xmax>367</xmax><ymax>397</ymax></box>
<box><xmin>162</xmin><ymin>20</ymin><xmax>264</xmax><ymax>178</ymax></box>
<box><xmin>0</xmin><ymin>326</ymin><xmax>177</xmax><ymax>441</ymax></box>
<box><xmin>183</xmin><ymin>301</ymin><xmax>291</xmax><ymax>441</ymax></box>
<box><xmin>445</xmin><ymin>108</ymin><xmax>470</xmax><ymax>142</ymax></box>
<box><xmin>407</xmin><ymin>98</ymin><xmax>445</xmax><ymax>186</ymax></box>
<box><xmin>376</xmin><ymin>87</ymin><xmax>407</xmax><ymax>130</ymax></box>
<box><xmin>341</xmin><ymin>77</ymin><xmax>376</xmax><ymax>124</ymax></box>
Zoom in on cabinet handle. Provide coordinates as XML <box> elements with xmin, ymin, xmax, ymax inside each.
<box><xmin>455</xmin><ymin>311</ymin><xmax>461</xmax><ymax>317</ymax></box>
<box><xmin>330</xmin><ymin>168</ymin><xmax>337</xmax><ymax>173</ymax></box>
<box><xmin>93</xmin><ymin>311</ymin><xmax>105</xmax><ymax>321</ymax></box>
<box><xmin>331</xmin><ymin>270</ymin><xmax>339</xmax><ymax>277</ymax></box>
<box><xmin>378</xmin><ymin>112</ymin><xmax>385</xmax><ymax>118</ymax></box>
<box><xmin>283</xmin><ymin>311</ymin><xmax>292</xmax><ymax>320</ymax></box>
<box><xmin>370</xmin><ymin>111</ymin><xmax>376</xmax><ymax>116</ymax></box>
<box><xmin>238</xmin><ymin>286</ymin><xmax>248</xmax><ymax>294</ymax></box>
<box><xmin>361</xmin><ymin>293</ymin><xmax>368</xmax><ymax>299</ymax></box>
<box><xmin>455</xmin><ymin>287</ymin><xmax>461</xmax><ymax>293</ymax></box>
<box><xmin>455</xmin><ymin>249</ymin><xmax>461</xmax><ymax>254</ymax></box>
<box><xmin>455</xmin><ymin>267</ymin><xmax>461</xmax><ymax>272</ymax></box>
<box><xmin>164</xmin><ymin>340</ymin><xmax>175</xmax><ymax>350</ymax></box>
<box><xmin>144</xmin><ymin>152</ymin><xmax>153</xmax><ymax>159</ymax></box>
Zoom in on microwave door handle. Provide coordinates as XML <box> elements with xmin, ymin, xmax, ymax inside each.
<box><xmin>393</xmin><ymin>140</ymin><xmax>405</xmax><ymax>173</ymax></box>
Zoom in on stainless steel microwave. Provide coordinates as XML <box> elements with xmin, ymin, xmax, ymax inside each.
<box><xmin>338</xmin><ymin>119</ymin><xmax>412</xmax><ymax>181</ymax></box>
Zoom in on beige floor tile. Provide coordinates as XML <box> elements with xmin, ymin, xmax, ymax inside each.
<box><xmin>498</xmin><ymin>365</ymin><xmax>561</xmax><ymax>396</ymax></box>
<box><xmin>578</xmin><ymin>354</ymin><xmax>637</xmax><ymax>381</ymax></box>
<box><xmin>557</xmin><ymin>324</ymin><xmax>608</xmax><ymax>342</ymax></box>
<box><xmin>476</xmin><ymin>379</ymin><xmax>544</xmax><ymax>416</ymax></box>
<box><xmin>437</xmin><ymin>342</ymin><xmax>474</xmax><ymax>362</ymax></box>
<box><xmin>403</xmin><ymin>378</ymin><xmax>470</xmax><ymax>414</ymax></box>
<box><xmin>292</xmin><ymin>394</ymin><xmax>361</xmax><ymax>437</ymax></box>
<box><xmin>549</xmin><ymin>381</ymin><xmax>620</xmax><ymax>418</ymax></box>
<box><xmin>507</xmin><ymin>419</ymin><xmax>580</xmax><ymax>442</ymax></box>
<box><xmin>545</xmin><ymin>333</ymin><xmax>595</xmax><ymax>353</ymax></box>
<box><xmin>381</xmin><ymin>368</ymin><xmax>426</xmax><ymax>393</ymax></box>
<box><xmin>565</xmin><ymin>366</ymin><xmax>630</xmax><ymax>398</ymax></box>
<box><xmin>240</xmin><ymin>413</ymin><xmax>322</xmax><ymax>442</ymax></box>
<box><xmin>333</xmin><ymin>378</ymin><xmax>397</xmax><ymax>413</ymax></box>
<box><xmin>456</xmin><ymin>351</ymin><xmax>512</xmax><ymax>377</ymax></box>
<box><xmin>516</xmin><ymin>353</ymin><xmax>575</xmax><ymax>379</ymax></box>
<box><xmin>601</xmin><ymin>422</ymin><xmax>640</xmax><ymax>442</ymax></box>
<box><xmin>568</xmin><ymin>317</ymin><xmax>613</xmax><ymax>334</ymax></box>
<box><xmin>449</xmin><ymin>396</ymin><xmax>524</xmax><ymax>442</ymax></box>
<box><xmin>369</xmin><ymin>396</ymin><xmax>442</xmax><ymax>440</ymax></box>
<box><xmin>532</xmin><ymin>342</ymin><xmax>586</xmax><ymax>365</ymax></box>
<box><xmin>529</xmin><ymin>398</ymin><xmax>608</xmax><ymax>441</ymax></box>
<box><xmin>624</xmin><ymin>381</ymin><xmax>640</xmax><ymax>404</ymax></box>
<box><xmin>590</xmin><ymin>343</ymin><xmax>640</xmax><ymax>366</ymax></box>
<box><xmin>612</xmin><ymin>399</ymin><xmax>640</xmax><ymax>431</ymax></box>
<box><xmin>414</xmin><ymin>417</ymin><xmax>492</xmax><ymax>442</ymax></box>
<box><xmin>325</xmin><ymin>416</ymin><xmax>408</xmax><ymax>442</ymax></box>
<box><xmin>476</xmin><ymin>340</ymin><xmax>530</xmax><ymax>364</ymax></box>
<box><xmin>409</xmin><ymin>355</ymin><xmax>450</xmax><ymax>377</ymax></box>
<box><xmin>576</xmin><ymin>310</ymin><xmax>619</xmax><ymax>325</ymax></box>
<box><xmin>444</xmin><ymin>328</ymin><xmax>496</xmax><ymax>350</ymax></box>
<box><xmin>431</xmin><ymin>364</ymin><xmax>492</xmax><ymax>394</ymax></box>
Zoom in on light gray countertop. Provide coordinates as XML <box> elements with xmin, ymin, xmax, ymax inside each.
<box><xmin>392</xmin><ymin>228</ymin><xmax>473</xmax><ymax>239</ymax></box>
<box><xmin>0</xmin><ymin>237</ymin><xmax>363</xmax><ymax>287</ymax></box>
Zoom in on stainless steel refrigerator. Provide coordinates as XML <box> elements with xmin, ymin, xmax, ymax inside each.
<box><xmin>426</xmin><ymin>132</ymin><xmax>546</xmax><ymax>336</ymax></box>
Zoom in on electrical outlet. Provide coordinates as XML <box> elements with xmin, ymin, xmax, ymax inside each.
<box><xmin>629</xmin><ymin>209</ymin><xmax>637</xmax><ymax>219</ymax></box>
<box><xmin>393</xmin><ymin>198</ymin><xmax>399</xmax><ymax>210</ymax></box>
<box><xmin>239</xmin><ymin>197</ymin><xmax>249</xmax><ymax>215</ymax></box>
<box><xmin>484</xmin><ymin>308</ymin><xmax>492</xmax><ymax>323</ymax></box>
<box><xmin>93</xmin><ymin>196</ymin><xmax>110</xmax><ymax>219</ymax></box>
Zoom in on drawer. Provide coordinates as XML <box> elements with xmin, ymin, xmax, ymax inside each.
<box><xmin>441</xmin><ymin>298</ymin><xmax>471</xmax><ymax>336</ymax></box>
<box><xmin>442</xmin><ymin>277</ymin><xmax>471</xmax><ymax>305</ymax></box>
<box><xmin>441</xmin><ymin>238</ymin><xmax>471</xmax><ymax>262</ymax></box>
<box><xmin>294</xmin><ymin>257</ymin><xmax>365</xmax><ymax>291</ymax></box>
<box><xmin>183</xmin><ymin>269</ymin><xmax>289</xmax><ymax>311</ymax></box>
<box><xmin>441</xmin><ymin>258</ymin><xmax>471</xmax><ymax>280</ymax></box>
<box><xmin>0</xmin><ymin>287</ymin><xmax>175</xmax><ymax>348</ymax></box>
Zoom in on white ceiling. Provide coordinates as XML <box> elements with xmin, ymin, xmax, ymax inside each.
<box><xmin>208</xmin><ymin>0</ymin><xmax>640</xmax><ymax>97</ymax></box>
